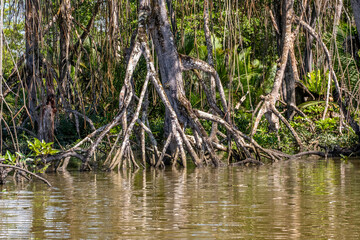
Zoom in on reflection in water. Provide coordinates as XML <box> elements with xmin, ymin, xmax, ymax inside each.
<box><xmin>1</xmin><ymin>159</ymin><xmax>360</xmax><ymax>239</ymax></box>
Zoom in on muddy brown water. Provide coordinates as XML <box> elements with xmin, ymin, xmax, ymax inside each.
<box><xmin>1</xmin><ymin>158</ymin><xmax>360</xmax><ymax>239</ymax></box>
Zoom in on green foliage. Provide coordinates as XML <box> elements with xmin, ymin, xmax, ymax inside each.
<box><xmin>340</xmin><ymin>153</ymin><xmax>352</xmax><ymax>163</ymax></box>
<box><xmin>291</xmin><ymin>103</ymin><xmax>357</xmax><ymax>151</ymax></box>
<box><xmin>250</xmin><ymin>98</ymin><xmax>357</xmax><ymax>154</ymax></box>
<box><xmin>1</xmin><ymin>139</ymin><xmax>59</xmax><ymax>174</ymax></box>
<box><xmin>1</xmin><ymin>151</ymin><xmax>17</xmax><ymax>165</ymax></box>
<box><xmin>232</xmin><ymin>47</ymin><xmax>274</xmax><ymax>108</ymax></box>
<box><xmin>149</xmin><ymin>117</ymin><xmax>165</xmax><ymax>140</ymax></box>
<box><xmin>324</xmin><ymin>23</ymin><xmax>360</xmax><ymax>96</ymax></box>
<box><xmin>178</xmin><ymin>33</ymin><xmax>195</xmax><ymax>55</ymax></box>
<box><xmin>0</xmin><ymin>150</ymin><xmax>32</xmax><ymax>166</ymax></box>
<box><xmin>184</xmin><ymin>32</ymin><xmax>275</xmax><ymax>110</ymax></box>
<box><xmin>315</xmin><ymin>118</ymin><xmax>338</xmax><ymax>132</ymax></box>
<box><xmin>303</xmin><ymin>70</ymin><xmax>329</xmax><ymax>97</ymax></box>
<box><xmin>233</xmin><ymin>111</ymin><xmax>252</xmax><ymax>134</ymax></box>
<box><xmin>253</xmin><ymin>128</ymin><xmax>279</xmax><ymax>148</ymax></box>
<box><xmin>26</xmin><ymin>138</ymin><xmax>58</xmax><ymax>172</ymax></box>
<box><xmin>299</xmin><ymin>101</ymin><xmax>340</xmax><ymax>119</ymax></box>
<box><xmin>27</xmin><ymin>138</ymin><xmax>60</xmax><ymax>156</ymax></box>
<box><xmin>2</xmin><ymin>7</ymin><xmax>25</xmax><ymax>78</ymax></box>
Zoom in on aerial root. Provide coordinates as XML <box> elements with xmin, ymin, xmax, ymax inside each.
<box><xmin>194</xmin><ymin>110</ymin><xmax>286</xmax><ymax>162</ymax></box>
<box><xmin>251</xmin><ymin>95</ymin><xmax>303</xmax><ymax>151</ymax></box>
<box><xmin>155</xmin><ymin>133</ymin><xmax>173</xmax><ymax>168</ymax></box>
<box><xmin>270</xmin><ymin>105</ymin><xmax>303</xmax><ymax>150</ymax></box>
<box><xmin>41</xmin><ymin>25</ymin><xmax>331</xmax><ymax>169</ymax></box>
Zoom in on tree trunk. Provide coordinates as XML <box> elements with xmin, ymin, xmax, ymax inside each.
<box><xmin>274</xmin><ymin>0</ymin><xmax>296</xmax><ymax>120</ymax></box>
<box><xmin>351</xmin><ymin>0</ymin><xmax>360</xmax><ymax>43</ymax></box>
<box><xmin>276</xmin><ymin>0</ymin><xmax>297</xmax><ymax>119</ymax></box>
<box><xmin>56</xmin><ymin>0</ymin><xmax>301</xmax><ymax>169</ymax></box>
<box><xmin>59</xmin><ymin>0</ymin><xmax>71</xmax><ymax>106</ymax></box>
<box><xmin>165</xmin><ymin>0</ymin><xmax>177</xmax><ymax>37</ymax></box>
<box><xmin>149</xmin><ymin>0</ymin><xmax>187</xmax><ymax>154</ymax></box>
<box><xmin>25</xmin><ymin>0</ymin><xmax>41</xmax><ymax>127</ymax></box>
<box><xmin>0</xmin><ymin>0</ymin><xmax>3</xmax><ymax>152</ymax></box>
<box><xmin>108</xmin><ymin>0</ymin><xmax>120</xmax><ymax>57</ymax></box>
<box><xmin>301</xmin><ymin>2</ymin><xmax>318</xmax><ymax>79</ymax></box>
<box><xmin>25</xmin><ymin>0</ymin><xmax>58</xmax><ymax>142</ymax></box>
<box><xmin>252</xmin><ymin>0</ymin><xmax>302</xmax><ymax>150</ymax></box>
<box><xmin>41</xmin><ymin>0</ymin><xmax>71</xmax><ymax>142</ymax></box>
<box><xmin>39</xmin><ymin>93</ymin><xmax>56</xmax><ymax>142</ymax></box>
<box><xmin>38</xmin><ymin>1</ymin><xmax>72</xmax><ymax>142</ymax></box>
<box><xmin>284</xmin><ymin>60</ymin><xmax>296</xmax><ymax>119</ymax></box>
<box><xmin>203</xmin><ymin>0</ymin><xmax>218</xmax><ymax>139</ymax></box>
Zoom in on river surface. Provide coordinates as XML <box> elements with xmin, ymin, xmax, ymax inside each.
<box><xmin>1</xmin><ymin>158</ymin><xmax>360</xmax><ymax>239</ymax></box>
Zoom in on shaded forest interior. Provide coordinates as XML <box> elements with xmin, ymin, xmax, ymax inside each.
<box><xmin>1</xmin><ymin>0</ymin><xmax>360</xmax><ymax>183</ymax></box>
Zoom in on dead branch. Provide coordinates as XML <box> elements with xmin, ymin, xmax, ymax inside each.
<box><xmin>0</xmin><ymin>164</ymin><xmax>52</xmax><ymax>187</ymax></box>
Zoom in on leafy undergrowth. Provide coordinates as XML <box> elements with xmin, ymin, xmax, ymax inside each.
<box><xmin>0</xmin><ymin>138</ymin><xmax>59</xmax><ymax>173</ymax></box>
<box><xmin>251</xmin><ymin>102</ymin><xmax>358</xmax><ymax>155</ymax></box>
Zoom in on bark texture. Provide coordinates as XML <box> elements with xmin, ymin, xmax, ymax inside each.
<box><xmin>149</xmin><ymin>0</ymin><xmax>187</xmax><ymax>153</ymax></box>
<box><xmin>351</xmin><ymin>0</ymin><xmax>360</xmax><ymax>43</ymax></box>
<box><xmin>274</xmin><ymin>0</ymin><xmax>296</xmax><ymax>119</ymax></box>
<box><xmin>25</xmin><ymin>0</ymin><xmax>41</xmax><ymax>126</ymax></box>
<box><xmin>59</xmin><ymin>0</ymin><xmax>71</xmax><ymax>105</ymax></box>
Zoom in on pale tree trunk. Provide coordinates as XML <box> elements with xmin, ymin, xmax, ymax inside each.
<box><xmin>108</xmin><ymin>0</ymin><xmax>120</xmax><ymax>57</ymax></box>
<box><xmin>149</xmin><ymin>0</ymin><xmax>187</xmax><ymax>154</ymax></box>
<box><xmin>332</xmin><ymin>0</ymin><xmax>343</xmax><ymax>41</ymax></box>
<box><xmin>274</xmin><ymin>0</ymin><xmax>296</xmax><ymax>119</ymax></box>
<box><xmin>203</xmin><ymin>0</ymin><xmax>218</xmax><ymax>139</ymax></box>
<box><xmin>253</xmin><ymin>0</ymin><xmax>303</xmax><ymax>150</ymax></box>
<box><xmin>25</xmin><ymin>0</ymin><xmax>41</xmax><ymax>128</ymax></box>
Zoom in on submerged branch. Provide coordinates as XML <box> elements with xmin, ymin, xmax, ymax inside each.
<box><xmin>0</xmin><ymin>164</ymin><xmax>52</xmax><ymax>187</ymax></box>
